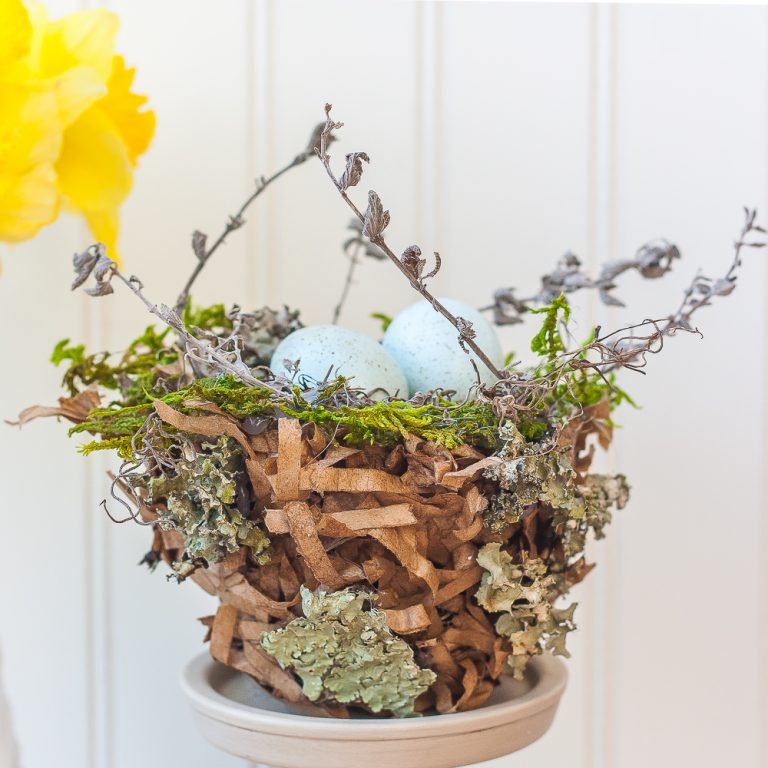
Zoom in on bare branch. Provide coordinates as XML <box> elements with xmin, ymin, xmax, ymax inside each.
<box><xmin>175</xmin><ymin>121</ymin><xmax>326</xmax><ymax>312</ymax></box>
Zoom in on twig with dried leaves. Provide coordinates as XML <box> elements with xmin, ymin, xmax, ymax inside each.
<box><xmin>72</xmin><ymin>244</ymin><xmax>285</xmax><ymax>393</ymax></box>
<box><xmin>483</xmin><ymin>240</ymin><xmax>682</xmax><ymax>326</ymax></box>
<box><xmin>316</xmin><ymin>104</ymin><xmax>505</xmax><ymax>381</ymax></box>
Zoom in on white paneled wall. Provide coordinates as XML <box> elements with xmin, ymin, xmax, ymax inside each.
<box><xmin>0</xmin><ymin>3</ymin><xmax>766</xmax><ymax>767</ymax></box>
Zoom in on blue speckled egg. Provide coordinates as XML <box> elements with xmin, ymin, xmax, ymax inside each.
<box><xmin>382</xmin><ymin>298</ymin><xmax>503</xmax><ymax>399</ymax></box>
<box><xmin>270</xmin><ymin>325</ymin><xmax>408</xmax><ymax>398</ymax></box>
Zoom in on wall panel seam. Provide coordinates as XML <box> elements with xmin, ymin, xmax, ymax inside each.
<box><xmin>758</xmin><ymin>10</ymin><xmax>768</xmax><ymax>765</ymax></box>
<box><xmin>582</xmin><ymin>9</ymin><xmax>599</xmax><ymax>768</ymax></box>
<box><xmin>247</xmin><ymin>0</ymin><xmax>276</xmax><ymax>309</ymax></box>
<box><xmin>602</xmin><ymin>8</ymin><xmax>620</xmax><ymax>768</ymax></box>
<box><xmin>587</xmin><ymin>6</ymin><xmax>621</xmax><ymax>767</ymax></box>
<box><xmin>416</xmin><ymin>2</ymin><xmax>444</xmax><ymax>286</ymax></box>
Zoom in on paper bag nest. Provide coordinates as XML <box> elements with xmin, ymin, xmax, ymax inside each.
<box><xmin>138</xmin><ymin>399</ymin><xmax>615</xmax><ymax>718</ymax></box>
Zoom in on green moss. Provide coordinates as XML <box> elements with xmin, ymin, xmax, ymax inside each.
<box><xmin>283</xmin><ymin>395</ymin><xmax>499</xmax><ymax>449</ymax></box>
<box><xmin>70</xmin><ymin>374</ymin><xmax>500</xmax><ymax>454</ymax></box>
<box><xmin>51</xmin><ymin>325</ymin><xmax>178</xmax><ymax>399</ymax></box>
<box><xmin>77</xmin><ymin>435</ymin><xmax>139</xmax><ymax>459</ymax></box>
<box><xmin>529</xmin><ymin>293</ymin><xmax>571</xmax><ymax>361</ymax></box>
<box><xmin>182</xmin><ymin>300</ymin><xmax>233</xmax><ymax>332</ymax></box>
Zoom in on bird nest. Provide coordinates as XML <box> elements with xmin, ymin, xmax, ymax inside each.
<box><xmin>15</xmin><ymin>106</ymin><xmax>757</xmax><ymax>720</ymax></box>
<box><xmin>137</xmin><ymin>398</ymin><xmax>617</xmax><ymax>717</ymax></box>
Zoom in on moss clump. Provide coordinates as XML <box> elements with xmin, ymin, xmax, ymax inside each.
<box><xmin>529</xmin><ymin>292</ymin><xmax>571</xmax><ymax>361</ymax></box>
<box><xmin>51</xmin><ymin>326</ymin><xmax>178</xmax><ymax>400</ymax></box>
<box><xmin>71</xmin><ymin>375</ymin><xmax>501</xmax><ymax>454</ymax></box>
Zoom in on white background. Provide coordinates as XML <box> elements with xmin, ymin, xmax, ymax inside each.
<box><xmin>1</xmin><ymin>2</ymin><xmax>767</xmax><ymax>767</ymax></box>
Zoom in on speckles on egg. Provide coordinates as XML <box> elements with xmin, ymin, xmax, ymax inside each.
<box><xmin>382</xmin><ymin>298</ymin><xmax>504</xmax><ymax>400</ymax></box>
<box><xmin>270</xmin><ymin>325</ymin><xmax>408</xmax><ymax>398</ymax></box>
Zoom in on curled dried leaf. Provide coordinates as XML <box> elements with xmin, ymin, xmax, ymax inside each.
<box><xmin>401</xmin><ymin>245</ymin><xmax>425</xmax><ymax>281</ymax></box>
<box><xmin>72</xmin><ymin>244</ymin><xmax>117</xmax><ymax>296</ymax></box>
<box><xmin>362</xmin><ymin>190</ymin><xmax>390</xmax><ymax>241</ymax></box>
<box><xmin>456</xmin><ymin>317</ymin><xmax>477</xmax><ymax>353</ymax></box>
<box><xmin>338</xmin><ymin>152</ymin><xmax>370</xmax><ymax>191</ymax></box>
<box><xmin>192</xmin><ymin>230</ymin><xmax>208</xmax><ymax>261</ymax></box>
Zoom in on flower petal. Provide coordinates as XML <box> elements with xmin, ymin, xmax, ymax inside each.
<box><xmin>99</xmin><ymin>55</ymin><xmax>155</xmax><ymax>164</ymax></box>
<box><xmin>83</xmin><ymin>208</ymin><xmax>120</xmax><ymax>265</ymax></box>
<box><xmin>0</xmin><ymin>163</ymin><xmax>59</xmax><ymax>242</ymax></box>
<box><xmin>38</xmin><ymin>9</ymin><xmax>118</xmax><ymax>82</ymax></box>
<box><xmin>0</xmin><ymin>0</ymin><xmax>32</xmax><ymax>66</ymax></box>
<box><xmin>51</xmin><ymin>64</ymin><xmax>107</xmax><ymax>127</ymax></box>
<box><xmin>0</xmin><ymin>84</ymin><xmax>62</xmax><ymax>169</ymax></box>
<box><xmin>56</xmin><ymin>105</ymin><xmax>132</xmax><ymax>212</ymax></box>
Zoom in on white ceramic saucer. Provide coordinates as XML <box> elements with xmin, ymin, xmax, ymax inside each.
<box><xmin>181</xmin><ymin>651</ymin><xmax>567</xmax><ymax>768</ymax></box>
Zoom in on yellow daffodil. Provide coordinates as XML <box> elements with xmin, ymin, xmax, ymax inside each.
<box><xmin>0</xmin><ymin>0</ymin><xmax>154</xmax><ymax>262</ymax></box>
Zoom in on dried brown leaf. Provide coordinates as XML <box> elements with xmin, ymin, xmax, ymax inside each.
<box><xmin>362</xmin><ymin>190</ymin><xmax>390</xmax><ymax>241</ymax></box>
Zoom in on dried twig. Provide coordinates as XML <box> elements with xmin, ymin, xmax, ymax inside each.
<box><xmin>72</xmin><ymin>244</ymin><xmax>285</xmax><ymax>393</ymax></box>
<box><xmin>316</xmin><ymin>105</ymin><xmax>505</xmax><ymax>381</ymax></box>
<box><xmin>175</xmin><ymin>122</ymin><xmax>327</xmax><ymax>312</ymax></box>
<box><xmin>602</xmin><ymin>207</ymin><xmax>764</xmax><ymax>368</ymax></box>
<box><xmin>483</xmin><ymin>241</ymin><xmax>681</xmax><ymax>326</ymax></box>
<box><xmin>483</xmin><ymin>208</ymin><xmax>764</xmax><ymax>419</ymax></box>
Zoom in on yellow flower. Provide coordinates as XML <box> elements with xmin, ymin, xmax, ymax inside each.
<box><xmin>0</xmin><ymin>0</ymin><xmax>154</xmax><ymax>262</ymax></box>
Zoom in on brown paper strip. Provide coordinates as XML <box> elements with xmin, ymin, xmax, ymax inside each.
<box><xmin>434</xmin><ymin>565</ymin><xmax>483</xmax><ymax>606</ymax></box>
<box><xmin>383</xmin><ymin>604</ymin><xmax>431</xmax><ymax>635</ymax></box>
<box><xmin>218</xmin><ymin>574</ymin><xmax>296</xmax><ymax>618</ymax></box>
<box><xmin>284</xmin><ymin>501</ymin><xmax>345</xmax><ymax>589</ymax></box>
<box><xmin>10</xmin><ymin>388</ymin><xmax>101</xmax><ymax>427</ymax></box>
<box><xmin>443</xmin><ymin>628</ymin><xmax>495</xmax><ymax>655</ymax></box>
<box><xmin>276</xmin><ymin>419</ymin><xmax>303</xmax><ymax>501</ymax></box>
<box><xmin>241</xmin><ymin>641</ymin><xmax>309</xmax><ymax>704</ymax></box>
<box><xmin>300</xmin><ymin>466</ymin><xmax>408</xmax><ymax>494</ymax></box>
<box><xmin>440</xmin><ymin>456</ymin><xmax>501</xmax><ymax>490</ymax></box>
<box><xmin>368</xmin><ymin>527</ymin><xmax>440</xmax><ymax>595</ymax></box>
<box><xmin>308</xmin><ymin>445</ymin><xmax>360</xmax><ymax>470</ymax></box>
<box><xmin>326</xmin><ymin>504</ymin><xmax>416</xmax><ymax>531</ymax></box>
<box><xmin>265</xmin><ymin>508</ymin><xmax>354</xmax><ymax>538</ymax></box>
<box><xmin>210</xmin><ymin>604</ymin><xmax>238</xmax><ymax>665</ymax></box>
<box><xmin>238</xmin><ymin>620</ymin><xmax>273</xmax><ymax>640</ymax></box>
<box><xmin>451</xmin><ymin>659</ymin><xmax>480</xmax><ymax>712</ymax></box>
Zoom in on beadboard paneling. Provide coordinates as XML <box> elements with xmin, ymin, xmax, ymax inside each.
<box><xmin>0</xmin><ymin>3</ymin><xmax>766</xmax><ymax>768</ymax></box>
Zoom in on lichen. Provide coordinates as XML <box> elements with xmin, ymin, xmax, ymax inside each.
<box><xmin>260</xmin><ymin>586</ymin><xmax>436</xmax><ymax>717</ymax></box>
<box><xmin>475</xmin><ymin>543</ymin><xmax>576</xmax><ymax>679</ymax></box>
<box><xmin>558</xmin><ymin>473</ymin><xmax>630</xmax><ymax>557</ymax></box>
<box><xmin>134</xmin><ymin>437</ymin><xmax>270</xmax><ymax>573</ymax></box>
<box><xmin>482</xmin><ymin>422</ymin><xmax>583</xmax><ymax>530</ymax></box>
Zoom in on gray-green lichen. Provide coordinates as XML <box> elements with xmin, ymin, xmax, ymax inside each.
<box><xmin>475</xmin><ymin>543</ymin><xmax>576</xmax><ymax>679</ymax></box>
<box><xmin>482</xmin><ymin>423</ymin><xmax>583</xmax><ymax>530</ymax></box>
<box><xmin>260</xmin><ymin>586</ymin><xmax>437</xmax><ymax>716</ymax></box>
<box><xmin>558</xmin><ymin>473</ymin><xmax>630</xmax><ymax>557</ymax></box>
<box><xmin>136</xmin><ymin>437</ymin><xmax>270</xmax><ymax>573</ymax></box>
<box><xmin>482</xmin><ymin>422</ymin><xmax>630</xmax><ymax>534</ymax></box>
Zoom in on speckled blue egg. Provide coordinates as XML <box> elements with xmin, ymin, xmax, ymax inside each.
<box><xmin>270</xmin><ymin>325</ymin><xmax>408</xmax><ymax>398</ymax></box>
<box><xmin>382</xmin><ymin>298</ymin><xmax>504</xmax><ymax>399</ymax></box>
